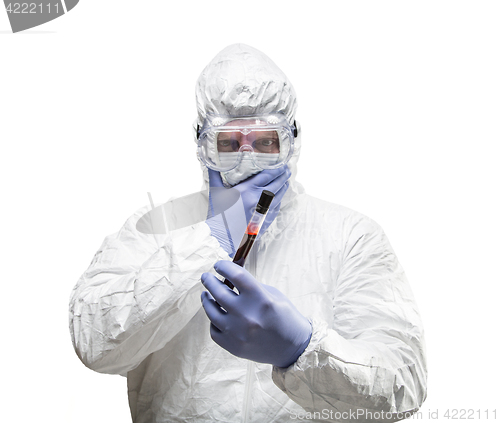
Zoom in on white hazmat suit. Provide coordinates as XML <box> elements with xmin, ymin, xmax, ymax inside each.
<box><xmin>69</xmin><ymin>44</ymin><xmax>427</xmax><ymax>423</ymax></box>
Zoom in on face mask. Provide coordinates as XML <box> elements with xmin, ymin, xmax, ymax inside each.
<box><xmin>219</xmin><ymin>152</ymin><xmax>280</xmax><ymax>187</ymax></box>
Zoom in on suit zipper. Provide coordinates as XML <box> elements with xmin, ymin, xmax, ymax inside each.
<box><xmin>242</xmin><ymin>360</ymin><xmax>255</xmax><ymax>423</ymax></box>
<box><xmin>242</xmin><ymin>244</ymin><xmax>258</xmax><ymax>423</ymax></box>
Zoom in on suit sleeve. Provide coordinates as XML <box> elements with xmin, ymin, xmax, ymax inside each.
<box><xmin>272</xmin><ymin>215</ymin><xmax>427</xmax><ymax>422</ymax></box>
<box><xmin>69</xmin><ymin>206</ymin><xmax>228</xmax><ymax>375</ymax></box>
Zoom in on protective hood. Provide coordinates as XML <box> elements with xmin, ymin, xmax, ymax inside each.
<box><xmin>194</xmin><ymin>43</ymin><xmax>303</xmax><ymax>208</ymax></box>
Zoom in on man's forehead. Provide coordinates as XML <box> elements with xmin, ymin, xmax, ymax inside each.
<box><xmin>217</xmin><ymin>124</ymin><xmax>279</xmax><ymax>139</ymax></box>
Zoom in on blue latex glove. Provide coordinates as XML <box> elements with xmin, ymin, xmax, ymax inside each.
<box><xmin>206</xmin><ymin>166</ymin><xmax>291</xmax><ymax>256</ymax></box>
<box><xmin>201</xmin><ymin>260</ymin><xmax>312</xmax><ymax>368</ymax></box>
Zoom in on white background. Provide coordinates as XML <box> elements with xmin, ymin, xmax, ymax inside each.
<box><xmin>1</xmin><ymin>1</ymin><xmax>499</xmax><ymax>422</ymax></box>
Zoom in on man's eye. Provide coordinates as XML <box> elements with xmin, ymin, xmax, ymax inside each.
<box><xmin>260</xmin><ymin>139</ymin><xmax>276</xmax><ymax>146</ymax></box>
<box><xmin>218</xmin><ymin>140</ymin><xmax>231</xmax><ymax>146</ymax></box>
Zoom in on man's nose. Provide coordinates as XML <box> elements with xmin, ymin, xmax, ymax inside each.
<box><xmin>238</xmin><ymin>134</ymin><xmax>254</xmax><ymax>150</ymax></box>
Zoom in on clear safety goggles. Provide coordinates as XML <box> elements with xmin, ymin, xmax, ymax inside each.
<box><xmin>197</xmin><ymin>114</ymin><xmax>296</xmax><ymax>172</ymax></box>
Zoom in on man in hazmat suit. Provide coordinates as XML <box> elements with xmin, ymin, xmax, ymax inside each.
<box><xmin>69</xmin><ymin>44</ymin><xmax>427</xmax><ymax>422</ymax></box>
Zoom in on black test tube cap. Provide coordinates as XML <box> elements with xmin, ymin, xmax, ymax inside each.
<box><xmin>256</xmin><ymin>190</ymin><xmax>275</xmax><ymax>214</ymax></box>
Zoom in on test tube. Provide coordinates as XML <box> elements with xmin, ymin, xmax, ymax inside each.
<box><xmin>223</xmin><ymin>190</ymin><xmax>275</xmax><ymax>289</ymax></box>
